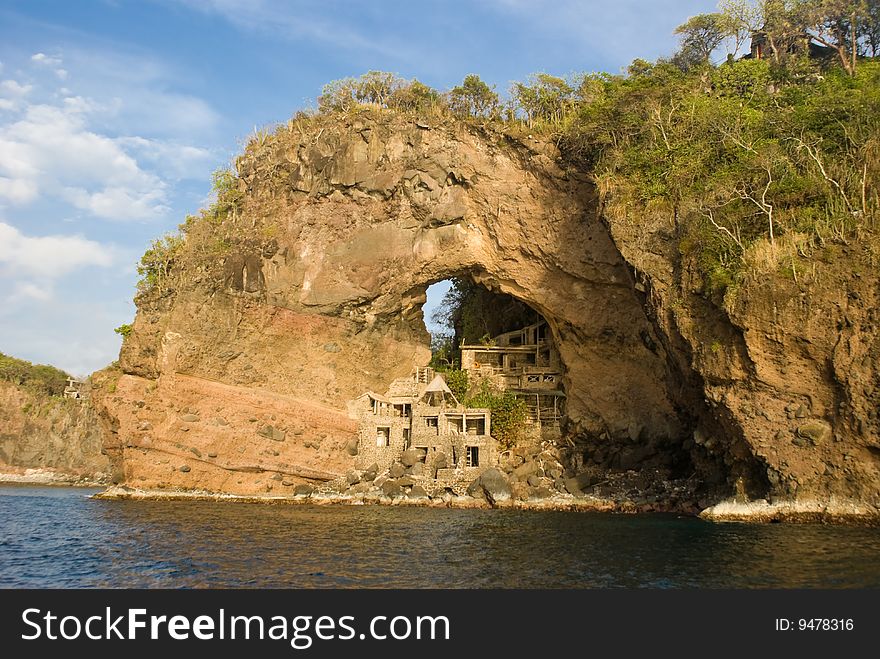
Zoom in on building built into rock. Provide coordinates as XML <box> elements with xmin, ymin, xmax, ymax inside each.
<box><xmin>348</xmin><ymin>367</ymin><xmax>495</xmax><ymax>487</ymax></box>
<box><xmin>460</xmin><ymin>321</ymin><xmax>565</xmax><ymax>426</ymax></box>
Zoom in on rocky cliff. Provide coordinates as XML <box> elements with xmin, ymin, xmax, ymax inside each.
<box><xmin>95</xmin><ymin>110</ymin><xmax>879</xmax><ymax>517</ymax></box>
<box><xmin>0</xmin><ymin>380</ymin><xmax>111</xmax><ymax>483</ymax></box>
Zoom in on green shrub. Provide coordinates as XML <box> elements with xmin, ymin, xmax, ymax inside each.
<box><xmin>113</xmin><ymin>323</ymin><xmax>133</xmax><ymax>338</ymax></box>
<box><xmin>444</xmin><ymin>369</ymin><xmax>470</xmax><ymax>402</ymax></box>
<box><xmin>466</xmin><ymin>382</ymin><xmax>529</xmax><ymax>450</ymax></box>
<box><xmin>136</xmin><ymin>233</ymin><xmax>183</xmax><ymax>294</ymax></box>
<box><xmin>0</xmin><ymin>352</ymin><xmax>70</xmax><ymax>397</ymax></box>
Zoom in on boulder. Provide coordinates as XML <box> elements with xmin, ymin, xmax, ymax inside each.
<box><xmin>389</xmin><ymin>463</ymin><xmax>406</xmax><ymax>479</ymax></box>
<box><xmin>257</xmin><ymin>425</ymin><xmax>286</xmax><ymax>442</ymax></box>
<box><xmin>180</xmin><ymin>414</ymin><xmax>200</xmax><ymax>423</ymax></box>
<box><xmin>397</xmin><ymin>475</ymin><xmax>416</xmax><ymax>487</ymax></box>
<box><xmin>797</xmin><ymin>420</ymin><xmax>831</xmax><ymax>445</ymax></box>
<box><xmin>408</xmin><ymin>485</ymin><xmax>429</xmax><ymax>499</ymax></box>
<box><xmin>568</xmin><ymin>472</ymin><xmax>595</xmax><ymax>493</ymax></box>
<box><xmin>530</xmin><ymin>486</ymin><xmax>553</xmax><ymax>500</ymax></box>
<box><xmin>401</xmin><ymin>449</ymin><xmax>425</xmax><ymax>467</ymax></box>
<box><xmin>466</xmin><ymin>468</ymin><xmax>512</xmax><ymax>505</ymax></box>
<box><xmin>293</xmin><ymin>484</ymin><xmax>314</xmax><ymax>496</ymax></box>
<box><xmin>381</xmin><ymin>480</ymin><xmax>403</xmax><ymax>498</ymax></box>
<box><xmin>563</xmin><ymin>478</ymin><xmax>582</xmax><ymax>496</ymax></box>
<box><xmin>179</xmin><ymin>465</ymin><xmax>191</xmax><ymax>473</ymax></box>
<box><xmin>362</xmin><ymin>463</ymin><xmax>379</xmax><ymax>482</ymax></box>
<box><xmin>511</xmin><ymin>481</ymin><xmax>531</xmax><ymax>501</ymax></box>
<box><xmin>512</xmin><ymin>460</ymin><xmax>539</xmax><ymax>480</ymax></box>
<box><xmin>527</xmin><ymin>474</ymin><xmax>543</xmax><ymax>487</ymax></box>
<box><xmin>434</xmin><ymin>452</ymin><xmax>448</xmax><ymax>470</ymax></box>
<box><xmin>409</xmin><ymin>462</ymin><xmax>425</xmax><ymax>477</ymax></box>
<box><xmin>346</xmin><ymin>471</ymin><xmax>361</xmax><ymax>485</ymax></box>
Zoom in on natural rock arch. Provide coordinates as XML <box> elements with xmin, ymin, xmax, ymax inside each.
<box><xmin>108</xmin><ymin>112</ymin><xmax>744</xmax><ymax>497</ymax></box>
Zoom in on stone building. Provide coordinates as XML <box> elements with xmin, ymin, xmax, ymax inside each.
<box><xmin>63</xmin><ymin>377</ymin><xmax>86</xmax><ymax>400</ymax></box>
<box><xmin>349</xmin><ymin>368</ymin><xmax>494</xmax><ymax>485</ymax></box>
<box><xmin>460</xmin><ymin>320</ymin><xmax>565</xmax><ymax>426</ymax></box>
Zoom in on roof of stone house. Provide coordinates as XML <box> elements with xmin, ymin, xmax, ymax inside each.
<box><xmin>357</xmin><ymin>390</ymin><xmax>390</xmax><ymax>403</ymax></box>
<box><xmin>423</xmin><ymin>374</ymin><xmax>453</xmax><ymax>393</ymax></box>
<box><xmin>421</xmin><ymin>374</ymin><xmax>461</xmax><ymax>406</ymax></box>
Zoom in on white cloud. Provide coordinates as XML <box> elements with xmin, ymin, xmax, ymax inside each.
<box><xmin>0</xmin><ymin>177</ymin><xmax>38</xmax><ymax>204</ymax></box>
<box><xmin>116</xmin><ymin>136</ymin><xmax>215</xmax><ymax>179</ymax></box>
<box><xmin>62</xmin><ymin>185</ymin><xmax>170</xmax><ymax>220</ymax></box>
<box><xmin>10</xmin><ymin>281</ymin><xmax>52</xmax><ymax>302</ymax></box>
<box><xmin>55</xmin><ymin>68</ymin><xmax>68</xmax><ymax>80</ymax></box>
<box><xmin>0</xmin><ymin>101</ymin><xmax>170</xmax><ymax>219</ymax></box>
<box><xmin>52</xmin><ymin>47</ymin><xmax>221</xmax><ymax>139</ymax></box>
<box><xmin>0</xmin><ymin>221</ymin><xmax>114</xmax><ymax>279</ymax></box>
<box><xmin>1</xmin><ymin>80</ymin><xmax>33</xmax><ymax>97</ymax></box>
<box><xmin>31</xmin><ymin>52</ymin><xmax>63</xmax><ymax>67</ymax></box>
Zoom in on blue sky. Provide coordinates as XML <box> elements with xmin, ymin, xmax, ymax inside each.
<box><xmin>0</xmin><ymin>0</ymin><xmax>720</xmax><ymax>375</ymax></box>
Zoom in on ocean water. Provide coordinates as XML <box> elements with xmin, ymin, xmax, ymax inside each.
<box><xmin>1</xmin><ymin>485</ymin><xmax>879</xmax><ymax>588</ymax></box>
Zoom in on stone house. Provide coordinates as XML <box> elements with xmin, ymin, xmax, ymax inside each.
<box><xmin>63</xmin><ymin>377</ymin><xmax>87</xmax><ymax>400</ymax></box>
<box><xmin>459</xmin><ymin>320</ymin><xmax>565</xmax><ymax>426</ymax></box>
<box><xmin>349</xmin><ymin>369</ymin><xmax>494</xmax><ymax>485</ymax></box>
<box><xmin>746</xmin><ymin>31</ymin><xmax>836</xmax><ymax>62</ymax></box>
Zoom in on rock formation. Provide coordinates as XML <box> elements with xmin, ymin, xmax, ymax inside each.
<box><xmin>0</xmin><ymin>380</ymin><xmax>110</xmax><ymax>483</ymax></box>
<box><xmin>93</xmin><ymin>110</ymin><xmax>879</xmax><ymax>516</ymax></box>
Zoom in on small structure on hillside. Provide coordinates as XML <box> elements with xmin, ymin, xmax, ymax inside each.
<box><xmin>459</xmin><ymin>320</ymin><xmax>565</xmax><ymax>426</ymax></box>
<box><xmin>348</xmin><ymin>368</ymin><xmax>495</xmax><ymax>485</ymax></box>
<box><xmin>63</xmin><ymin>377</ymin><xmax>86</xmax><ymax>400</ymax></box>
<box><xmin>746</xmin><ymin>31</ymin><xmax>836</xmax><ymax>62</ymax></box>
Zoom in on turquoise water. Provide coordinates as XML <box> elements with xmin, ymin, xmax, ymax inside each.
<box><xmin>1</xmin><ymin>485</ymin><xmax>879</xmax><ymax>588</ymax></box>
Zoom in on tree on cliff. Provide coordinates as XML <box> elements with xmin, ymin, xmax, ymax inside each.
<box><xmin>448</xmin><ymin>74</ymin><xmax>500</xmax><ymax>118</ymax></box>
<box><xmin>0</xmin><ymin>352</ymin><xmax>70</xmax><ymax>397</ymax></box>
<box><xmin>511</xmin><ymin>73</ymin><xmax>576</xmax><ymax>128</ymax></box>
<box><xmin>797</xmin><ymin>0</ymin><xmax>868</xmax><ymax>75</ymax></box>
<box><xmin>674</xmin><ymin>13</ymin><xmax>732</xmax><ymax>63</ymax></box>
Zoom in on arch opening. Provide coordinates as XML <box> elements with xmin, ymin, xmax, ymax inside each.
<box><xmin>409</xmin><ymin>274</ymin><xmax>706</xmax><ymax>505</ymax></box>
<box><xmin>419</xmin><ymin>276</ymin><xmax>566</xmax><ymax>434</ymax></box>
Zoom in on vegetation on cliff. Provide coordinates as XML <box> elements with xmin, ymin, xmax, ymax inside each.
<box><xmin>0</xmin><ymin>352</ymin><xmax>71</xmax><ymax>398</ymax></box>
<box><xmin>131</xmin><ymin>1</ymin><xmax>879</xmax><ymax>321</ymax></box>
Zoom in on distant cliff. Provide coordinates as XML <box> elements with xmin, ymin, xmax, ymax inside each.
<box><xmin>0</xmin><ymin>370</ymin><xmax>111</xmax><ymax>484</ymax></box>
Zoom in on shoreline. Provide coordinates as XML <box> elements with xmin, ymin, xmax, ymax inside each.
<box><xmin>0</xmin><ymin>467</ymin><xmax>109</xmax><ymax>488</ymax></box>
<box><xmin>699</xmin><ymin>498</ymin><xmax>880</xmax><ymax>526</ymax></box>
<box><xmin>93</xmin><ymin>485</ymin><xmax>880</xmax><ymax>524</ymax></box>
<box><xmin>93</xmin><ymin>485</ymin><xmax>645</xmax><ymax>514</ymax></box>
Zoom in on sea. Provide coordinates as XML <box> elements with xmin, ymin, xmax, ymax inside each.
<box><xmin>2</xmin><ymin>485</ymin><xmax>879</xmax><ymax>588</ymax></box>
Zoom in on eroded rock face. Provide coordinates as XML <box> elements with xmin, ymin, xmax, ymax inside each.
<box><xmin>0</xmin><ymin>381</ymin><xmax>110</xmax><ymax>481</ymax></box>
<box><xmin>605</xmin><ymin>204</ymin><xmax>880</xmax><ymax>506</ymax></box>
<box><xmin>95</xmin><ymin>110</ymin><xmax>879</xmax><ymax>509</ymax></box>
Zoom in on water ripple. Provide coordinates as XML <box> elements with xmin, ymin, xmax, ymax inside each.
<box><xmin>1</xmin><ymin>485</ymin><xmax>879</xmax><ymax>588</ymax></box>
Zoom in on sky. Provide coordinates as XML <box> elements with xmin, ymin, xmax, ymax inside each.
<box><xmin>0</xmin><ymin>0</ymin><xmax>721</xmax><ymax>376</ymax></box>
